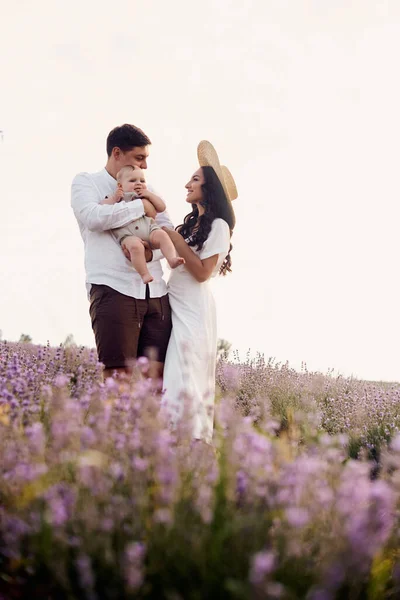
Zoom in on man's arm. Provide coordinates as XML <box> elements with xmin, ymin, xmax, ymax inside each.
<box><xmin>154</xmin><ymin>209</ymin><xmax>174</xmax><ymax>230</ymax></box>
<box><xmin>100</xmin><ymin>190</ymin><xmax>157</xmax><ymax>219</ymax></box>
<box><xmin>100</xmin><ymin>186</ymin><xmax>124</xmax><ymax>205</ymax></box>
<box><xmin>71</xmin><ymin>172</ymin><xmax>145</xmax><ymax>232</ymax></box>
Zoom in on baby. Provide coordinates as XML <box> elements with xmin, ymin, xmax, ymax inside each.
<box><xmin>101</xmin><ymin>165</ymin><xmax>184</xmax><ymax>283</ymax></box>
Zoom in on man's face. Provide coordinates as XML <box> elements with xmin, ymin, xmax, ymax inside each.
<box><xmin>115</xmin><ymin>146</ymin><xmax>150</xmax><ymax>169</ymax></box>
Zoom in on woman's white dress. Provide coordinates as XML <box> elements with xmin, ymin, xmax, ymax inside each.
<box><xmin>162</xmin><ymin>218</ymin><xmax>231</xmax><ymax>443</ymax></box>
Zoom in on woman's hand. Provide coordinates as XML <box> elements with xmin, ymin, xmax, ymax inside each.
<box><xmin>162</xmin><ymin>227</ymin><xmax>181</xmax><ymax>242</ymax></box>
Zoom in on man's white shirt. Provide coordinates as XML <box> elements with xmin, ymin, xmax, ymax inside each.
<box><xmin>71</xmin><ymin>168</ymin><xmax>174</xmax><ymax>299</ymax></box>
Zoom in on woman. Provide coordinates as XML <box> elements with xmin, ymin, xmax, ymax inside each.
<box><xmin>162</xmin><ymin>140</ymin><xmax>237</xmax><ymax>443</ymax></box>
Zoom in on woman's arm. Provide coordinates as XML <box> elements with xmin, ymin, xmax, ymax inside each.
<box><xmin>163</xmin><ymin>228</ymin><xmax>218</xmax><ymax>283</ymax></box>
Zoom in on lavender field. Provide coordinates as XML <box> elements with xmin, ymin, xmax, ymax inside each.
<box><xmin>1</xmin><ymin>341</ymin><xmax>400</xmax><ymax>599</ymax></box>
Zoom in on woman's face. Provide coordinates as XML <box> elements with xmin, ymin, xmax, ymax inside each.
<box><xmin>185</xmin><ymin>168</ymin><xmax>205</xmax><ymax>204</ymax></box>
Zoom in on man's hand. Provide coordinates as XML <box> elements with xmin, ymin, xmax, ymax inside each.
<box><xmin>122</xmin><ymin>239</ymin><xmax>153</xmax><ymax>263</ymax></box>
<box><xmin>142</xmin><ymin>240</ymin><xmax>153</xmax><ymax>262</ymax></box>
<box><xmin>121</xmin><ymin>243</ymin><xmax>131</xmax><ymax>260</ymax></box>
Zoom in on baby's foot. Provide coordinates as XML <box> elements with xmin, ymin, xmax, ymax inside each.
<box><xmin>141</xmin><ymin>273</ymin><xmax>154</xmax><ymax>284</ymax></box>
<box><xmin>168</xmin><ymin>257</ymin><xmax>185</xmax><ymax>269</ymax></box>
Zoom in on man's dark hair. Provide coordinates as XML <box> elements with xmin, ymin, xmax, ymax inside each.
<box><xmin>106</xmin><ymin>124</ymin><xmax>151</xmax><ymax>157</ymax></box>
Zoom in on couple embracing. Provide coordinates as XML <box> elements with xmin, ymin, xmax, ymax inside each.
<box><xmin>71</xmin><ymin>124</ymin><xmax>237</xmax><ymax>443</ymax></box>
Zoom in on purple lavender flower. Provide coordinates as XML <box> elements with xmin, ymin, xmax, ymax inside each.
<box><xmin>124</xmin><ymin>542</ymin><xmax>146</xmax><ymax>591</ymax></box>
<box><xmin>286</xmin><ymin>507</ymin><xmax>310</xmax><ymax>528</ymax></box>
<box><xmin>76</xmin><ymin>554</ymin><xmax>95</xmax><ymax>591</ymax></box>
<box><xmin>249</xmin><ymin>551</ymin><xmax>275</xmax><ymax>585</ymax></box>
<box><xmin>25</xmin><ymin>422</ymin><xmax>45</xmax><ymax>454</ymax></box>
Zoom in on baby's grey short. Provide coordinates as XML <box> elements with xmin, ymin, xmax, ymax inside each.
<box><xmin>112</xmin><ymin>216</ymin><xmax>160</xmax><ymax>245</ymax></box>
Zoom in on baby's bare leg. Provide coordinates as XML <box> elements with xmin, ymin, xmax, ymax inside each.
<box><xmin>150</xmin><ymin>230</ymin><xmax>185</xmax><ymax>269</ymax></box>
<box><xmin>122</xmin><ymin>236</ymin><xmax>154</xmax><ymax>284</ymax></box>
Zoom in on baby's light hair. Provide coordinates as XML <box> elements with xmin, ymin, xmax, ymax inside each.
<box><xmin>116</xmin><ymin>164</ymin><xmax>142</xmax><ymax>181</ymax></box>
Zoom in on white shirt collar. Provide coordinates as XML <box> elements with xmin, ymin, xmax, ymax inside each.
<box><xmin>102</xmin><ymin>167</ymin><xmax>116</xmax><ymax>184</ymax></box>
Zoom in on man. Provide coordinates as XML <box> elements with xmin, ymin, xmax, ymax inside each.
<box><xmin>71</xmin><ymin>124</ymin><xmax>173</xmax><ymax>380</ymax></box>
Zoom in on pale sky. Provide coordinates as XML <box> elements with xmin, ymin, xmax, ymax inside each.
<box><xmin>1</xmin><ymin>0</ymin><xmax>400</xmax><ymax>381</ymax></box>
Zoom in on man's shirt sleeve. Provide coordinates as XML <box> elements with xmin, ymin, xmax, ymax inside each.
<box><xmin>71</xmin><ymin>172</ymin><xmax>145</xmax><ymax>232</ymax></box>
<box><xmin>155</xmin><ymin>209</ymin><xmax>174</xmax><ymax>230</ymax></box>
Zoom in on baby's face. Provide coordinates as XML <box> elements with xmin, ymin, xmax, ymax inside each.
<box><xmin>120</xmin><ymin>168</ymin><xmax>147</xmax><ymax>193</ymax></box>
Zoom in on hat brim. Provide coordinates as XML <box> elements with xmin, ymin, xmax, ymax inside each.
<box><xmin>197</xmin><ymin>140</ymin><xmax>237</xmax><ymax>203</ymax></box>
<box><xmin>221</xmin><ymin>165</ymin><xmax>238</xmax><ymax>201</ymax></box>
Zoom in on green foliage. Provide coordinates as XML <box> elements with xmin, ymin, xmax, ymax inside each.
<box><xmin>19</xmin><ymin>333</ymin><xmax>32</xmax><ymax>343</ymax></box>
<box><xmin>217</xmin><ymin>339</ymin><xmax>232</xmax><ymax>361</ymax></box>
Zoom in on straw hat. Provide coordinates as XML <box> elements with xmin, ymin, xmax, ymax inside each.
<box><xmin>197</xmin><ymin>140</ymin><xmax>238</xmax><ymax>203</ymax></box>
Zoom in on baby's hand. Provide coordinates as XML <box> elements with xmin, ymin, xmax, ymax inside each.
<box><xmin>138</xmin><ymin>188</ymin><xmax>150</xmax><ymax>200</ymax></box>
<box><xmin>101</xmin><ymin>185</ymin><xmax>124</xmax><ymax>205</ymax></box>
<box><xmin>114</xmin><ymin>184</ymin><xmax>124</xmax><ymax>202</ymax></box>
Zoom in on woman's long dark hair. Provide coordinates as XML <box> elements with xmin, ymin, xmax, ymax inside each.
<box><xmin>177</xmin><ymin>166</ymin><xmax>235</xmax><ymax>276</ymax></box>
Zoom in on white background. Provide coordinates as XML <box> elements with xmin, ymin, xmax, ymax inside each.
<box><xmin>1</xmin><ymin>0</ymin><xmax>399</xmax><ymax>381</ymax></box>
